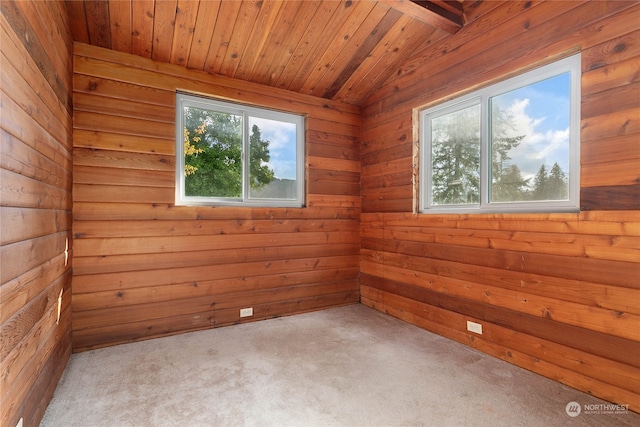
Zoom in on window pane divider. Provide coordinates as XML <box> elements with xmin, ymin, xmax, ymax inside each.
<box><xmin>419</xmin><ymin>53</ymin><xmax>581</xmax><ymax>214</ymax></box>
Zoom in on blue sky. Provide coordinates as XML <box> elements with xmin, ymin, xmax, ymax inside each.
<box><xmin>492</xmin><ymin>72</ymin><xmax>571</xmax><ymax>179</ymax></box>
<box><xmin>249</xmin><ymin>117</ymin><xmax>298</xmax><ymax>180</ymax></box>
<box><xmin>249</xmin><ymin>73</ymin><xmax>571</xmax><ymax>183</ymax></box>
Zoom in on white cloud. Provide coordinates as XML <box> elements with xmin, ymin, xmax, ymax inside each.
<box><xmin>502</xmin><ymin>98</ymin><xmax>569</xmax><ymax>178</ymax></box>
<box><xmin>539</xmin><ymin>127</ymin><xmax>569</xmax><ymax>159</ymax></box>
<box><xmin>249</xmin><ymin>117</ymin><xmax>298</xmax><ymax>179</ymax></box>
<box><xmin>250</xmin><ymin>117</ymin><xmax>295</xmax><ymax>151</ymax></box>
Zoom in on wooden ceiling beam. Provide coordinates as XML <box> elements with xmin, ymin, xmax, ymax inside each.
<box><xmin>379</xmin><ymin>0</ymin><xmax>463</xmax><ymax>34</ymax></box>
<box><xmin>424</xmin><ymin>0</ymin><xmax>464</xmax><ymax>17</ymax></box>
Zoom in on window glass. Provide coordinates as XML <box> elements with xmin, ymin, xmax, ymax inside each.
<box><xmin>430</xmin><ymin>103</ymin><xmax>480</xmax><ymax>206</ymax></box>
<box><xmin>248</xmin><ymin>117</ymin><xmax>299</xmax><ymax>200</ymax></box>
<box><xmin>183</xmin><ymin>107</ymin><xmax>243</xmax><ymax>198</ymax></box>
<box><xmin>490</xmin><ymin>73</ymin><xmax>571</xmax><ymax>203</ymax></box>
<box><xmin>176</xmin><ymin>93</ymin><xmax>305</xmax><ymax>207</ymax></box>
<box><xmin>420</xmin><ymin>54</ymin><xmax>580</xmax><ymax>213</ymax></box>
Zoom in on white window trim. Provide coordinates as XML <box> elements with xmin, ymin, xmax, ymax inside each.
<box><xmin>175</xmin><ymin>92</ymin><xmax>305</xmax><ymax>208</ymax></box>
<box><xmin>419</xmin><ymin>53</ymin><xmax>581</xmax><ymax>214</ymax></box>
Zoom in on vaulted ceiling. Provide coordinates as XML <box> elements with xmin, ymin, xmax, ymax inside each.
<box><xmin>65</xmin><ymin>0</ymin><xmax>466</xmax><ymax>106</ymax></box>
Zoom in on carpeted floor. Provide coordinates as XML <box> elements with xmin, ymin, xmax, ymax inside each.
<box><xmin>40</xmin><ymin>304</ymin><xmax>637</xmax><ymax>427</ymax></box>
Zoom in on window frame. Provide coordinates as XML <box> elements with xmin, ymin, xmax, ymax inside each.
<box><xmin>175</xmin><ymin>92</ymin><xmax>306</xmax><ymax>208</ymax></box>
<box><xmin>419</xmin><ymin>53</ymin><xmax>581</xmax><ymax>214</ymax></box>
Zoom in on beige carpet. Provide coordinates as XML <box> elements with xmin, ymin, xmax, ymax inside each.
<box><xmin>40</xmin><ymin>304</ymin><xmax>637</xmax><ymax>427</ymax></box>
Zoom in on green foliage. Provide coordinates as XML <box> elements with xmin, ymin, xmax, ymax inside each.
<box><xmin>430</xmin><ymin>101</ymin><xmax>568</xmax><ymax>205</ymax></box>
<box><xmin>183</xmin><ymin>107</ymin><xmax>275</xmax><ymax>198</ymax></box>
<box><xmin>492</xmin><ymin>164</ymin><xmax>530</xmax><ymax>202</ymax></box>
<box><xmin>489</xmin><ymin>102</ymin><xmax>529</xmax><ymax>202</ymax></box>
<box><xmin>430</xmin><ymin>105</ymin><xmax>480</xmax><ymax>205</ymax></box>
<box><xmin>249</xmin><ymin>124</ymin><xmax>275</xmax><ymax>188</ymax></box>
<box><xmin>532</xmin><ymin>164</ymin><xmax>548</xmax><ymax>200</ymax></box>
<box><xmin>532</xmin><ymin>162</ymin><xmax>567</xmax><ymax>201</ymax></box>
<box><xmin>491</xmin><ymin>104</ymin><xmax>524</xmax><ymax>164</ymax></box>
<box><xmin>548</xmin><ymin>163</ymin><xmax>568</xmax><ymax>200</ymax></box>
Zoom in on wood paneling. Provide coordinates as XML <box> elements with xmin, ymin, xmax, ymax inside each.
<box><xmin>71</xmin><ymin>43</ymin><xmax>361</xmax><ymax>352</ymax></box>
<box><xmin>0</xmin><ymin>1</ymin><xmax>73</xmax><ymax>426</ymax></box>
<box><xmin>361</xmin><ymin>1</ymin><xmax>640</xmax><ymax>412</ymax></box>
<box><xmin>64</xmin><ymin>0</ymin><xmax>453</xmax><ymax>105</ymax></box>
<box><xmin>3</xmin><ymin>1</ymin><xmax>637</xmax><ymax>422</ymax></box>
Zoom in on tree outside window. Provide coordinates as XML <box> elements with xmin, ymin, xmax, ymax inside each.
<box><xmin>420</xmin><ymin>54</ymin><xmax>580</xmax><ymax>214</ymax></box>
<box><xmin>176</xmin><ymin>94</ymin><xmax>304</xmax><ymax>207</ymax></box>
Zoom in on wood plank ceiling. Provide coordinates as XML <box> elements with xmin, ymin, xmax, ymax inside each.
<box><xmin>65</xmin><ymin>0</ymin><xmax>465</xmax><ymax>106</ymax></box>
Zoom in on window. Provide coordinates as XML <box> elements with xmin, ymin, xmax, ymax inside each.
<box><xmin>419</xmin><ymin>54</ymin><xmax>580</xmax><ymax>213</ymax></box>
<box><xmin>176</xmin><ymin>93</ymin><xmax>305</xmax><ymax>207</ymax></box>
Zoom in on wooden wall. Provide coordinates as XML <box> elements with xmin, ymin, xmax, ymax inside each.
<box><xmin>0</xmin><ymin>1</ymin><xmax>73</xmax><ymax>426</ymax></box>
<box><xmin>71</xmin><ymin>43</ymin><xmax>361</xmax><ymax>352</ymax></box>
<box><xmin>361</xmin><ymin>0</ymin><xmax>639</xmax><ymax>411</ymax></box>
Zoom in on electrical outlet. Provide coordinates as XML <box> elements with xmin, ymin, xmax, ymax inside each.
<box><xmin>466</xmin><ymin>321</ymin><xmax>483</xmax><ymax>334</ymax></box>
<box><xmin>240</xmin><ymin>307</ymin><xmax>253</xmax><ymax>318</ymax></box>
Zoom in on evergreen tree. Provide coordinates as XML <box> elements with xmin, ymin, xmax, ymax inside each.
<box><xmin>547</xmin><ymin>162</ymin><xmax>568</xmax><ymax>200</ymax></box>
<box><xmin>430</xmin><ymin>105</ymin><xmax>480</xmax><ymax>205</ymax></box>
<box><xmin>492</xmin><ymin>164</ymin><xmax>530</xmax><ymax>202</ymax></box>
<box><xmin>531</xmin><ymin>163</ymin><xmax>568</xmax><ymax>201</ymax></box>
<box><xmin>490</xmin><ymin>102</ymin><xmax>526</xmax><ymax>200</ymax></box>
<box><xmin>532</xmin><ymin>164</ymin><xmax>549</xmax><ymax>200</ymax></box>
<box><xmin>430</xmin><ymin>102</ymin><xmax>527</xmax><ymax>205</ymax></box>
<box><xmin>249</xmin><ymin>124</ymin><xmax>275</xmax><ymax>189</ymax></box>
